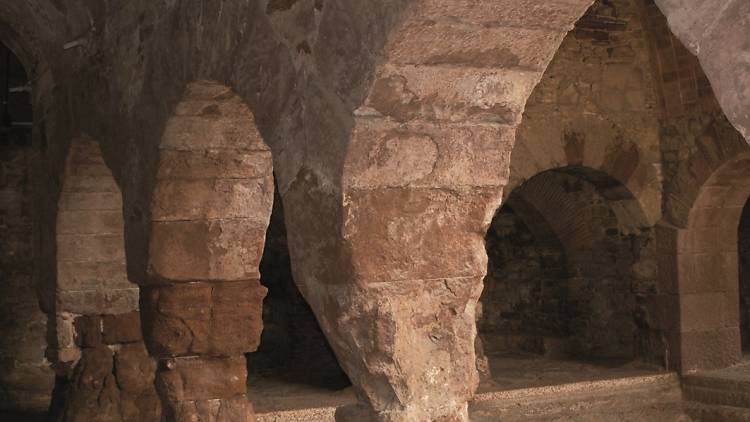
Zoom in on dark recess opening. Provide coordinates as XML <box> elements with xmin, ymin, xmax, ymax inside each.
<box><xmin>247</xmin><ymin>182</ymin><xmax>351</xmax><ymax>394</ymax></box>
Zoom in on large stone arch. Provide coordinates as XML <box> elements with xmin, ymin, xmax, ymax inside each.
<box><xmin>143</xmin><ymin>80</ymin><xmax>274</xmax><ymax>422</ymax></box>
<box><xmin>319</xmin><ymin>1</ymin><xmax>601</xmax><ymax>421</ymax></box>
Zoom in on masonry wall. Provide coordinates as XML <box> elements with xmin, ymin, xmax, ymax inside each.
<box><xmin>0</xmin><ymin>42</ymin><xmax>54</xmax><ymax>411</ymax></box>
<box><xmin>0</xmin><ymin>138</ymin><xmax>52</xmax><ymax>411</ymax></box>
<box><xmin>479</xmin><ymin>202</ymin><xmax>568</xmax><ymax>355</ymax></box>
<box><xmin>510</xmin><ymin>0</ymin><xmax>664</xmax><ymax>223</ymax></box>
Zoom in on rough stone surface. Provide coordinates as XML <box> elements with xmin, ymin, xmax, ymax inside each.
<box><xmin>1</xmin><ymin>0</ymin><xmax>750</xmax><ymax>420</ymax></box>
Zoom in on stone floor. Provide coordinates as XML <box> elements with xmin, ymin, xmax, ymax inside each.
<box><xmin>251</xmin><ymin>353</ymin><xmax>683</xmax><ymax>421</ymax></box>
<box><xmin>6</xmin><ymin>355</ymin><xmax>750</xmax><ymax>421</ymax></box>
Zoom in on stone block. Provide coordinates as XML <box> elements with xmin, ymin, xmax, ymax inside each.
<box><xmin>151</xmin><ymin>178</ymin><xmax>273</xmax><ymax>222</ymax></box>
<box><xmin>366</xmin><ymin>65</ymin><xmax>537</xmax><ymax>123</ymax></box>
<box><xmin>343</xmin><ymin>187</ymin><xmax>499</xmax><ymax>283</ymax></box>
<box><xmin>114</xmin><ymin>343</ymin><xmax>157</xmax><ymax>394</ymax></box>
<box><xmin>62</xmin><ymin>174</ymin><xmax>120</xmax><ymax>193</ymax></box>
<box><xmin>58</xmin><ymin>191</ymin><xmax>123</xmax><ymax>211</ymax></box>
<box><xmin>160</xmin><ymin>111</ymin><xmax>269</xmax><ymax>152</ymax></box>
<box><xmin>102</xmin><ymin>311</ymin><xmax>143</xmax><ymax>344</ymax></box>
<box><xmin>57</xmin><ymin>210</ymin><xmax>123</xmax><ymax>235</ymax></box>
<box><xmin>57</xmin><ymin>260</ymin><xmax>132</xmax><ymax>291</ymax></box>
<box><xmin>347</xmin><ymin>119</ymin><xmax>513</xmax><ymax>190</ymax></box>
<box><xmin>57</xmin><ymin>288</ymin><xmax>139</xmax><ymax>315</ymax></box>
<box><xmin>407</xmin><ymin>0</ymin><xmax>592</xmax><ymax>30</ymax></box>
<box><xmin>74</xmin><ymin>315</ymin><xmax>102</xmax><ymax>347</ymax></box>
<box><xmin>142</xmin><ymin>281</ymin><xmax>266</xmax><ymax>356</ymax></box>
<box><xmin>157</xmin><ymin>149</ymin><xmax>272</xmax><ymax>180</ymax></box>
<box><xmin>156</xmin><ymin>356</ymin><xmax>247</xmax><ymax>402</ymax></box>
<box><xmin>680</xmin><ymin>292</ymin><xmax>728</xmax><ymax>331</ymax></box>
<box><xmin>56</xmin><ymin>233</ymin><xmax>126</xmax><ymax>263</ymax></box>
<box><xmin>149</xmin><ymin>220</ymin><xmax>267</xmax><ymax>282</ymax></box>
<box><xmin>387</xmin><ymin>22</ymin><xmax>565</xmax><ymax>71</ymax></box>
<box><xmin>680</xmin><ymin>327</ymin><xmax>742</xmax><ymax>372</ymax></box>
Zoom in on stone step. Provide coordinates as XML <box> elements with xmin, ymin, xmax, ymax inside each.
<box><xmin>683</xmin><ymin>402</ymin><xmax>750</xmax><ymax>422</ymax></box>
<box><xmin>470</xmin><ymin>373</ymin><xmax>684</xmax><ymax>421</ymax></box>
<box><xmin>683</xmin><ymin>366</ymin><xmax>750</xmax><ymax>409</ymax></box>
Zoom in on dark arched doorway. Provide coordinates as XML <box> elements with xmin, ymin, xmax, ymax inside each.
<box><xmin>479</xmin><ymin>166</ymin><xmax>663</xmax><ymax>389</ymax></box>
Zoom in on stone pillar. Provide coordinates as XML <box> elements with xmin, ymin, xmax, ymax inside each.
<box><xmin>270</xmin><ymin>1</ymin><xmax>596</xmax><ymax>419</ymax></box>
<box><xmin>143</xmin><ymin>80</ymin><xmax>274</xmax><ymax>421</ymax></box>
<box><xmin>51</xmin><ymin>136</ymin><xmax>159</xmax><ymax>422</ymax></box>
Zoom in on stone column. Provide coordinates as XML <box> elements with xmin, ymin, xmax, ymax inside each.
<box><xmin>143</xmin><ymin>81</ymin><xmax>274</xmax><ymax>421</ymax></box>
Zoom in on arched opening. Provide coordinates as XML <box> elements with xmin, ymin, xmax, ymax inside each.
<box><xmin>247</xmin><ymin>183</ymin><xmax>352</xmax><ymax>413</ymax></box>
<box><xmin>676</xmin><ymin>153</ymin><xmax>750</xmax><ymax>371</ymax></box>
<box><xmin>479</xmin><ymin>166</ymin><xmax>663</xmax><ymax>390</ymax></box>
<box><xmin>0</xmin><ymin>41</ymin><xmax>53</xmax><ymax>420</ymax></box>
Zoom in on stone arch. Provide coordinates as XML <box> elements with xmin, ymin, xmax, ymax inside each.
<box><xmin>318</xmin><ymin>1</ymin><xmax>602</xmax><ymax>420</ymax></box>
<box><xmin>483</xmin><ymin>165</ymin><xmax>660</xmax><ymax>364</ymax></box>
<box><xmin>143</xmin><ymin>80</ymin><xmax>274</xmax><ymax>422</ymax></box>
<box><xmin>662</xmin><ymin>122</ymin><xmax>749</xmax><ymax>228</ymax></box>
<box><xmin>667</xmin><ymin>151</ymin><xmax>750</xmax><ymax>372</ymax></box>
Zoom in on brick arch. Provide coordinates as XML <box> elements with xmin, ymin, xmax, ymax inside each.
<box><xmin>513</xmin><ymin>166</ymin><xmax>653</xmax><ymax>248</ymax></box>
<box><xmin>503</xmin><ymin>193</ymin><xmax>568</xmax><ymax>252</ymax></box>
<box><xmin>500</xmin><ymin>165</ymin><xmax>659</xmax><ymax>361</ymax></box>
<box><xmin>144</xmin><ymin>80</ymin><xmax>274</xmax><ymax>421</ymax></box>
<box><xmin>667</xmin><ymin>151</ymin><xmax>750</xmax><ymax>372</ymax></box>
<box><xmin>508</xmin><ymin>121</ymin><xmax>661</xmax><ymax>226</ymax></box>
